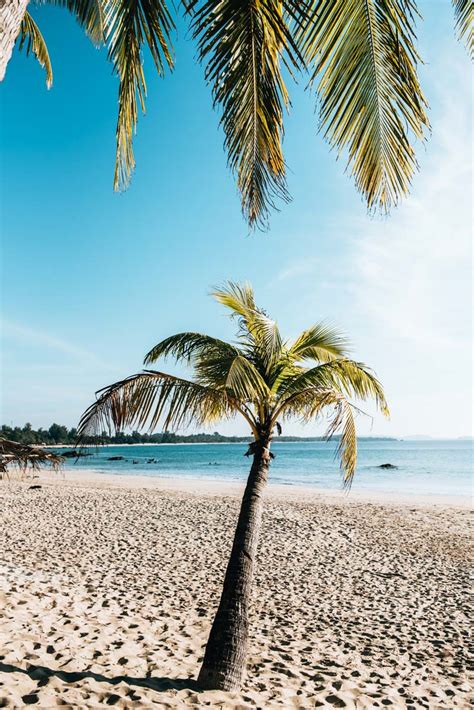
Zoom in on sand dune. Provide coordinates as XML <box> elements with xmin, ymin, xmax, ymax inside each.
<box><xmin>0</xmin><ymin>475</ymin><xmax>471</xmax><ymax>708</ymax></box>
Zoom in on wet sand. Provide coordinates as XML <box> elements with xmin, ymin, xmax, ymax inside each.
<box><xmin>0</xmin><ymin>473</ymin><xmax>471</xmax><ymax>708</ymax></box>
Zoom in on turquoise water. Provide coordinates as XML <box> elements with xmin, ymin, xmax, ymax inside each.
<box><xmin>52</xmin><ymin>439</ymin><xmax>473</xmax><ymax>498</ymax></box>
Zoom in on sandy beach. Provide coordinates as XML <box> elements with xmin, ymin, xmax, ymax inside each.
<box><xmin>0</xmin><ymin>473</ymin><xmax>471</xmax><ymax>708</ymax></box>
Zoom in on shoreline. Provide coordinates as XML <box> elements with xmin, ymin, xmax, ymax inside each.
<box><xmin>42</xmin><ymin>439</ymin><xmax>400</xmax><ymax>448</ymax></box>
<box><xmin>34</xmin><ymin>468</ymin><xmax>471</xmax><ymax>507</ymax></box>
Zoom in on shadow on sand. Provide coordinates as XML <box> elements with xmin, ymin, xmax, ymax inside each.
<box><xmin>0</xmin><ymin>661</ymin><xmax>200</xmax><ymax>694</ymax></box>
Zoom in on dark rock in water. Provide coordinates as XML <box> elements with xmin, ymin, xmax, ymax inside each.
<box><xmin>378</xmin><ymin>463</ymin><xmax>398</xmax><ymax>470</ymax></box>
<box><xmin>28</xmin><ymin>485</ymin><xmax>42</xmax><ymax>490</ymax></box>
<box><xmin>108</xmin><ymin>456</ymin><xmax>125</xmax><ymax>461</ymax></box>
<box><xmin>60</xmin><ymin>450</ymin><xmax>91</xmax><ymax>458</ymax></box>
<box><xmin>132</xmin><ymin>460</ymin><xmax>139</xmax><ymax>464</ymax></box>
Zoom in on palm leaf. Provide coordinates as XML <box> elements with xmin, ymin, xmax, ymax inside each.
<box><xmin>296</xmin><ymin>0</ymin><xmax>429</xmax><ymax>211</ymax></box>
<box><xmin>324</xmin><ymin>393</ymin><xmax>358</xmax><ymax>488</ymax></box>
<box><xmin>218</xmin><ymin>355</ymin><xmax>269</xmax><ymax>402</ymax></box>
<box><xmin>271</xmin><ymin>388</ymin><xmax>358</xmax><ymax>486</ymax></box>
<box><xmin>288</xmin><ymin>323</ymin><xmax>349</xmax><ymax>363</ymax></box>
<box><xmin>18</xmin><ymin>11</ymin><xmax>53</xmax><ymax>89</ymax></box>
<box><xmin>143</xmin><ymin>330</ymin><xmax>269</xmax><ymax>400</ymax></box>
<box><xmin>211</xmin><ymin>281</ymin><xmax>257</xmax><ymax>321</ymax></box>
<box><xmin>274</xmin><ymin>359</ymin><xmax>389</xmax><ymax>416</ymax></box>
<box><xmin>453</xmin><ymin>0</ymin><xmax>473</xmax><ymax>57</ymax></box>
<box><xmin>77</xmin><ymin>369</ymin><xmax>240</xmax><ymax>437</ymax></box>
<box><xmin>212</xmin><ymin>282</ymin><xmax>283</xmax><ymax>375</ymax></box>
<box><xmin>105</xmin><ymin>0</ymin><xmax>174</xmax><ymax>191</ymax></box>
<box><xmin>0</xmin><ymin>437</ymin><xmax>62</xmax><ymax>474</ymax></box>
<box><xmin>185</xmin><ymin>0</ymin><xmax>304</xmax><ymax>228</ymax></box>
<box><xmin>144</xmin><ymin>332</ymin><xmax>240</xmax><ymax>365</ymax></box>
<box><xmin>45</xmin><ymin>0</ymin><xmax>105</xmax><ymax>45</ymax></box>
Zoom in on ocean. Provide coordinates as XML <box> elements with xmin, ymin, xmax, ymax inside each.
<box><xmin>52</xmin><ymin>439</ymin><xmax>473</xmax><ymax>498</ymax></box>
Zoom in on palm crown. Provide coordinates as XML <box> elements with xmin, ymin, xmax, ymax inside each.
<box><xmin>78</xmin><ymin>282</ymin><xmax>389</xmax><ymax>484</ymax></box>
<box><xmin>8</xmin><ymin>1</ymin><xmax>471</xmax><ymax>228</ymax></box>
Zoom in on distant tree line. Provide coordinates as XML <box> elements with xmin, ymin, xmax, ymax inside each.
<box><xmin>1</xmin><ymin>423</ymin><xmax>396</xmax><ymax>446</ymax></box>
<box><xmin>1</xmin><ymin>423</ymin><xmax>258</xmax><ymax>445</ymax></box>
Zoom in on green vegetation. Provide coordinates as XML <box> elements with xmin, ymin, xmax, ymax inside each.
<box><xmin>0</xmin><ymin>423</ymin><xmax>394</xmax><ymax>446</ymax></box>
<box><xmin>4</xmin><ymin>2</ymin><xmax>470</xmax><ymax>227</ymax></box>
<box><xmin>78</xmin><ymin>281</ymin><xmax>388</xmax><ymax>690</ymax></box>
<box><xmin>1</xmin><ymin>423</ymin><xmax>76</xmax><ymax>446</ymax></box>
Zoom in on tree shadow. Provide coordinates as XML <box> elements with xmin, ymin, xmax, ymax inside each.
<box><xmin>0</xmin><ymin>661</ymin><xmax>200</xmax><ymax>693</ymax></box>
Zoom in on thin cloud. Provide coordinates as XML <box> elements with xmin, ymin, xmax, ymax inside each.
<box><xmin>1</xmin><ymin>319</ymin><xmax>107</xmax><ymax>367</ymax></box>
<box><xmin>275</xmin><ymin>258</ymin><xmax>320</xmax><ymax>282</ymax></box>
<box><xmin>347</xmin><ymin>56</ymin><xmax>472</xmax><ymax>352</ymax></box>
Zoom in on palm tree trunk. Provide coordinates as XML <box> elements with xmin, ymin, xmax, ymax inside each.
<box><xmin>0</xmin><ymin>0</ymin><xmax>30</xmax><ymax>81</ymax></box>
<box><xmin>197</xmin><ymin>436</ymin><xmax>272</xmax><ymax>691</ymax></box>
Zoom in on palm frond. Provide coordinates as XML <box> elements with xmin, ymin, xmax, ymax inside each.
<box><xmin>270</xmin><ymin>388</ymin><xmax>358</xmax><ymax>486</ymax></box>
<box><xmin>453</xmin><ymin>0</ymin><xmax>473</xmax><ymax>57</ymax></box>
<box><xmin>186</xmin><ymin>0</ymin><xmax>303</xmax><ymax>228</ymax></box>
<box><xmin>106</xmin><ymin>0</ymin><xmax>174</xmax><ymax>191</ymax></box>
<box><xmin>0</xmin><ymin>438</ymin><xmax>62</xmax><ymax>474</ymax></box>
<box><xmin>46</xmin><ymin>0</ymin><xmax>105</xmax><ymax>45</ymax></box>
<box><xmin>18</xmin><ymin>11</ymin><xmax>53</xmax><ymax>89</ymax></box>
<box><xmin>274</xmin><ymin>359</ymin><xmax>389</xmax><ymax>416</ymax></box>
<box><xmin>212</xmin><ymin>281</ymin><xmax>283</xmax><ymax>374</ymax></box>
<box><xmin>77</xmin><ymin>369</ymin><xmax>239</xmax><ymax>438</ymax></box>
<box><xmin>324</xmin><ymin>393</ymin><xmax>358</xmax><ymax>488</ymax></box>
<box><xmin>142</xmin><ymin>329</ymin><xmax>268</xmax><ymax>402</ymax></box>
<box><xmin>289</xmin><ymin>323</ymin><xmax>349</xmax><ymax>363</ymax></box>
<box><xmin>296</xmin><ymin>0</ymin><xmax>429</xmax><ymax>211</ymax></box>
<box><xmin>212</xmin><ymin>281</ymin><xmax>257</xmax><ymax>321</ymax></box>
<box><xmin>248</xmin><ymin>309</ymin><xmax>284</xmax><ymax>371</ymax></box>
<box><xmin>221</xmin><ymin>354</ymin><xmax>270</xmax><ymax>400</ymax></box>
<box><xmin>144</xmin><ymin>332</ymin><xmax>240</xmax><ymax>365</ymax></box>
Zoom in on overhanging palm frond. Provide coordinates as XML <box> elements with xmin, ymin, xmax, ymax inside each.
<box><xmin>296</xmin><ymin>0</ymin><xmax>429</xmax><ymax>212</ymax></box>
<box><xmin>186</xmin><ymin>0</ymin><xmax>303</xmax><ymax>229</ymax></box>
<box><xmin>46</xmin><ymin>0</ymin><xmax>105</xmax><ymax>45</ymax></box>
<box><xmin>0</xmin><ymin>438</ymin><xmax>62</xmax><ymax>473</ymax></box>
<box><xmin>18</xmin><ymin>11</ymin><xmax>53</xmax><ymax>88</ymax></box>
<box><xmin>77</xmin><ymin>369</ymin><xmax>244</xmax><ymax>439</ymax></box>
<box><xmin>106</xmin><ymin>0</ymin><xmax>175</xmax><ymax>191</ymax></box>
<box><xmin>453</xmin><ymin>0</ymin><xmax>473</xmax><ymax>57</ymax></box>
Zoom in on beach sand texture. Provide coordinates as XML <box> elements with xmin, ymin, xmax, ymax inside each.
<box><xmin>0</xmin><ymin>476</ymin><xmax>471</xmax><ymax>708</ymax></box>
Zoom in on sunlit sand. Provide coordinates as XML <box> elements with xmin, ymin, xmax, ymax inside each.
<box><xmin>0</xmin><ymin>473</ymin><xmax>470</xmax><ymax>708</ymax></box>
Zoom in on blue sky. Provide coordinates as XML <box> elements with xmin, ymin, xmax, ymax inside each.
<box><xmin>1</xmin><ymin>1</ymin><xmax>472</xmax><ymax>438</ymax></box>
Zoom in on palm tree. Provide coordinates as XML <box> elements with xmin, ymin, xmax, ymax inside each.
<box><xmin>77</xmin><ymin>281</ymin><xmax>389</xmax><ymax>690</ymax></box>
<box><xmin>0</xmin><ymin>2</ymin><xmax>470</xmax><ymax>228</ymax></box>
